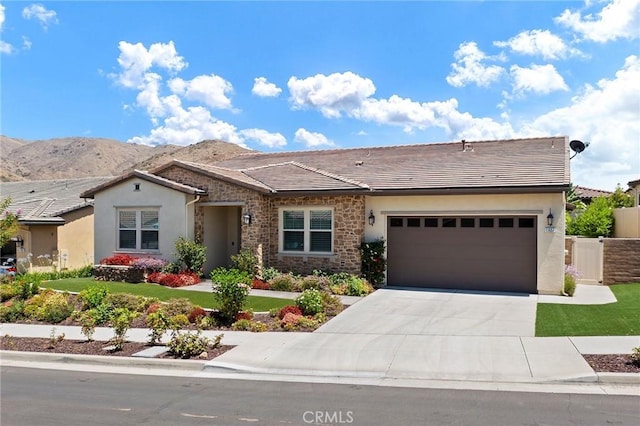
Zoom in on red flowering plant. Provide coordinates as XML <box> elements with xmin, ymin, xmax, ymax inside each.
<box><xmin>359</xmin><ymin>238</ymin><xmax>386</xmax><ymax>288</ymax></box>
<box><xmin>100</xmin><ymin>254</ymin><xmax>136</xmax><ymax>266</ymax></box>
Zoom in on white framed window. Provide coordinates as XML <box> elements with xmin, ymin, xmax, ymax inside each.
<box><xmin>280</xmin><ymin>208</ymin><xmax>333</xmax><ymax>254</ymax></box>
<box><xmin>117</xmin><ymin>209</ymin><xmax>159</xmax><ymax>251</ymax></box>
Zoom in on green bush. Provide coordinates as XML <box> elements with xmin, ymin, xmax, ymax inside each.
<box><xmin>23</xmin><ymin>290</ymin><xmax>73</xmax><ymax>323</ymax></box>
<box><xmin>231</xmin><ymin>248</ymin><xmax>258</xmax><ymax>277</ymax></box>
<box><xmin>262</xmin><ymin>267</ymin><xmax>279</xmax><ymax>282</ymax></box>
<box><xmin>168</xmin><ymin>331</ymin><xmax>222</xmax><ymax>359</ymax></box>
<box><xmin>231</xmin><ymin>319</ymin><xmax>268</xmax><ymax>332</ymax></box>
<box><xmin>79</xmin><ymin>284</ymin><xmax>109</xmax><ymax>309</ymax></box>
<box><xmin>109</xmin><ymin>308</ymin><xmax>139</xmax><ymax>351</ymax></box>
<box><xmin>161</xmin><ymin>298</ymin><xmax>195</xmax><ymax>317</ymax></box>
<box><xmin>564</xmin><ymin>274</ymin><xmax>576</xmax><ymax>297</ymax></box>
<box><xmin>359</xmin><ymin>238</ymin><xmax>386</xmax><ymax>287</ymax></box>
<box><xmin>320</xmin><ymin>291</ymin><xmax>343</xmax><ymax>316</ymax></box>
<box><xmin>146</xmin><ymin>311</ymin><xmax>171</xmax><ymax>344</ymax></box>
<box><xmin>105</xmin><ymin>293</ymin><xmax>156</xmax><ymax>313</ymax></box>
<box><xmin>566</xmin><ymin>197</ymin><xmax>614</xmax><ymax>237</ymax></box>
<box><xmin>19</xmin><ymin>281</ymin><xmax>40</xmax><ymax>300</ymax></box>
<box><xmin>295</xmin><ymin>289</ymin><xmax>324</xmax><ymax>316</ymax></box>
<box><xmin>174</xmin><ymin>237</ymin><xmax>207</xmax><ymax>275</ymax></box>
<box><xmin>211</xmin><ymin>268</ymin><xmax>251</xmax><ymax>325</ymax></box>
<box><xmin>0</xmin><ymin>300</ymin><xmax>25</xmax><ymax>322</ymax></box>
<box><xmin>0</xmin><ymin>283</ymin><xmax>20</xmax><ymax>301</ymax></box>
<box><xmin>77</xmin><ymin>310</ymin><xmax>97</xmax><ymax>341</ymax></box>
<box><xmin>631</xmin><ymin>347</ymin><xmax>640</xmax><ymax>367</ymax></box>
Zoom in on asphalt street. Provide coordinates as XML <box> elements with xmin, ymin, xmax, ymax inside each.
<box><xmin>1</xmin><ymin>367</ymin><xmax>639</xmax><ymax>426</ymax></box>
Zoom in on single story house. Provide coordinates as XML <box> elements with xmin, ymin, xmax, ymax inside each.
<box><xmin>81</xmin><ymin>136</ymin><xmax>570</xmax><ymax>294</ymax></box>
<box><xmin>0</xmin><ymin>177</ymin><xmax>113</xmax><ymax>271</ymax></box>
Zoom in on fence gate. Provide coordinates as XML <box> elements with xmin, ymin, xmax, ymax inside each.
<box><xmin>571</xmin><ymin>238</ymin><xmax>604</xmax><ymax>285</ymax></box>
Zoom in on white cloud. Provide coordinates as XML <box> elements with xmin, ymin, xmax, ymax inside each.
<box><xmin>0</xmin><ymin>40</ymin><xmax>13</xmax><ymax>54</ymax></box>
<box><xmin>494</xmin><ymin>29</ymin><xmax>582</xmax><ymax>60</ymax></box>
<box><xmin>0</xmin><ymin>3</ymin><xmax>5</xmax><ymax>30</ymax></box>
<box><xmin>22</xmin><ymin>36</ymin><xmax>32</xmax><ymax>50</ymax></box>
<box><xmin>252</xmin><ymin>77</ymin><xmax>282</xmax><ymax>97</ymax></box>
<box><xmin>294</xmin><ymin>128</ymin><xmax>335</xmax><ymax>148</ymax></box>
<box><xmin>446</xmin><ymin>42</ymin><xmax>505</xmax><ymax>88</ymax></box>
<box><xmin>510</xmin><ymin>64</ymin><xmax>569</xmax><ymax>95</ymax></box>
<box><xmin>169</xmin><ymin>74</ymin><xmax>234</xmax><ymax>110</ymax></box>
<box><xmin>241</xmin><ymin>128</ymin><xmax>287</xmax><ymax>148</ymax></box>
<box><xmin>288</xmin><ymin>72</ymin><xmax>376</xmax><ymax>118</ymax></box>
<box><xmin>114</xmin><ymin>41</ymin><xmax>187</xmax><ymax>89</ymax></box>
<box><xmin>523</xmin><ymin>55</ymin><xmax>640</xmax><ymax>190</ymax></box>
<box><xmin>22</xmin><ymin>3</ymin><xmax>58</xmax><ymax>30</ymax></box>
<box><xmin>555</xmin><ymin>0</ymin><xmax>640</xmax><ymax>43</ymax></box>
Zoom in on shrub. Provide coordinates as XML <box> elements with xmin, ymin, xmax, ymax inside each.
<box><xmin>188</xmin><ymin>307</ymin><xmax>207</xmax><ymax>324</ymax></box>
<box><xmin>0</xmin><ymin>283</ymin><xmax>20</xmax><ymax>301</ymax></box>
<box><xmin>277</xmin><ymin>305</ymin><xmax>303</xmax><ymax>320</ymax></box>
<box><xmin>105</xmin><ymin>293</ymin><xmax>149</xmax><ymax>313</ymax></box>
<box><xmin>300</xmin><ymin>275</ymin><xmax>330</xmax><ymax>292</ymax></box>
<box><xmin>235</xmin><ymin>310</ymin><xmax>254</xmax><ymax>321</ymax></box>
<box><xmin>146</xmin><ymin>302</ymin><xmax>162</xmax><ymax>315</ymax></box>
<box><xmin>110</xmin><ymin>308</ymin><xmax>139</xmax><ymax>351</ymax></box>
<box><xmin>47</xmin><ymin>327</ymin><xmax>65</xmax><ymax>349</ymax></box>
<box><xmin>320</xmin><ymin>292</ymin><xmax>343</xmax><ymax>317</ymax></box>
<box><xmin>77</xmin><ymin>311</ymin><xmax>97</xmax><ymax>341</ymax></box>
<box><xmin>79</xmin><ymin>284</ymin><xmax>110</xmax><ymax>309</ymax></box>
<box><xmin>158</xmin><ymin>273</ymin><xmax>185</xmax><ymax>288</ymax></box>
<box><xmin>344</xmin><ymin>276</ymin><xmax>373</xmax><ymax>296</ymax></box>
<box><xmin>295</xmin><ymin>289</ymin><xmax>324</xmax><ymax>316</ymax></box>
<box><xmin>280</xmin><ymin>313</ymin><xmax>321</xmax><ymax>331</ymax></box>
<box><xmin>631</xmin><ymin>347</ymin><xmax>640</xmax><ymax>367</ymax></box>
<box><xmin>168</xmin><ymin>331</ymin><xmax>222</xmax><ymax>359</ymax></box>
<box><xmin>231</xmin><ymin>319</ymin><xmax>268</xmax><ymax>332</ymax></box>
<box><xmin>262</xmin><ymin>267</ymin><xmax>279</xmax><ymax>282</ymax></box>
<box><xmin>212</xmin><ymin>271</ymin><xmax>251</xmax><ymax>325</ymax></box>
<box><xmin>169</xmin><ymin>314</ymin><xmax>190</xmax><ymax>331</ymax></box>
<box><xmin>269</xmin><ymin>273</ymin><xmax>296</xmax><ymax>292</ymax></box>
<box><xmin>16</xmin><ymin>280</ymin><xmax>40</xmax><ymax>301</ymax></box>
<box><xmin>252</xmin><ymin>278</ymin><xmax>270</xmax><ymax>290</ymax></box>
<box><xmin>0</xmin><ymin>300</ymin><xmax>25</xmax><ymax>322</ymax></box>
<box><xmin>359</xmin><ymin>238</ymin><xmax>386</xmax><ymax>287</ymax></box>
<box><xmin>100</xmin><ymin>254</ymin><xmax>135</xmax><ymax>266</ymax></box>
<box><xmin>23</xmin><ymin>290</ymin><xmax>74</xmax><ymax>323</ymax></box>
<box><xmin>231</xmin><ymin>248</ymin><xmax>258</xmax><ymax>277</ymax></box>
<box><xmin>174</xmin><ymin>237</ymin><xmax>207</xmax><ymax>276</ymax></box>
<box><xmin>564</xmin><ymin>265</ymin><xmax>581</xmax><ymax>297</ymax></box>
<box><xmin>89</xmin><ymin>303</ymin><xmax>114</xmax><ymax>326</ymax></box>
<box><xmin>131</xmin><ymin>257</ymin><xmax>168</xmax><ymax>273</ymax></box>
<box><xmin>161</xmin><ymin>298</ymin><xmax>194</xmax><ymax>317</ymax></box>
<box><xmin>146</xmin><ymin>311</ymin><xmax>171</xmax><ymax>344</ymax></box>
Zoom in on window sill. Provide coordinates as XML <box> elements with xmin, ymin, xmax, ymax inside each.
<box><xmin>114</xmin><ymin>250</ymin><xmax>162</xmax><ymax>256</ymax></box>
<box><xmin>277</xmin><ymin>252</ymin><xmax>335</xmax><ymax>261</ymax></box>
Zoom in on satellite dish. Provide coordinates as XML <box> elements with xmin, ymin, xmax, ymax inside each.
<box><xmin>569</xmin><ymin>140</ymin><xmax>589</xmax><ymax>159</ymax></box>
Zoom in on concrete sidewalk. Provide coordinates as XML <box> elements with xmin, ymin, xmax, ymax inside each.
<box><xmin>1</xmin><ymin>322</ymin><xmax>638</xmax><ymax>385</ymax></box>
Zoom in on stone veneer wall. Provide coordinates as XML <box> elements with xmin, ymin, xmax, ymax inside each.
<box><xmin>603</xmin><ymin>239</ymin><xmax>640</xmax><ymax>285</ymax></box>
<box><xmin>269</xmin><ymin>195</ymin><xmax>365</xmax><ymax>275</ymax></box>
<box><xmin>155</xmin><ymin>166</ymin><xmax>366</xmax><ymax>275</ymax></box>
<box><xmin>155</xmin><ymin>166</ymin><xmax>271</xmax><ymax>268</ymax></box>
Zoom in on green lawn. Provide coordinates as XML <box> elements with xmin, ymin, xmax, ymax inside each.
<box><xmin>40</xmin><ymin>278</ymin><xmax>292</xmax><ymax>311</ymax></box>
<box><xmin>536</xmin><ymin>283</ymin><xmax>640</xmax><ymax>336</ymax></box>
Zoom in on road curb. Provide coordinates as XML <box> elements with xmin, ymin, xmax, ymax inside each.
<box><xmin>0</xmin><ymin>350</ymin><xmax>206</xmax><ymax>371</ymax></box>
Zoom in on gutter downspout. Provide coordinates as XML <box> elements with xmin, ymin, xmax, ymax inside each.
<box><xmin>185</xmin><ymin>195</ymin><xmax>201</xmax><ymax>239</ymax></box>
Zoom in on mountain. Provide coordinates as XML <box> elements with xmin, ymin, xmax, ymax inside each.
<box><xmin>0</xmin><ymin>136</ymin><xmax>252</xmax><ymax>181</ymax></box>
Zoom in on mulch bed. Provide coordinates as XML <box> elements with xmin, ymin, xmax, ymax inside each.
<box><xmin>0</xmin><ymin>335</ymin><xmax>234</xmax><ymax>361</ymax></box>
<box><xmin>583</xmin><ymin>354</ymin><xmax>640</xmax><ymax>373</ymax></box>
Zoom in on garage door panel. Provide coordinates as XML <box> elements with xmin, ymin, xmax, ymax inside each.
<box><xmin>387</xmin><ymin>216</ymin><xmax>537</xmax><ymax>293</ymax></box>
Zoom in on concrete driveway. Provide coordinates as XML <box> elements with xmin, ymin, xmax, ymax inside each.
<box><xmin>317</xmin><ymin>287</ymin><xmax>537</xmax><ymax>337</ymax></box>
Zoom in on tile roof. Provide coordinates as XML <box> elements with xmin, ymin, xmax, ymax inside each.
<box><xmin>210</xmin><ymin>136</ymin><xmax>570</xmax><ymax>193</ymax></box>
<box><xmin>79</xmin><ymin>170</ymin><xmax>207</xmax><ymax>198</ymax></box>
<box><xmin>574</xmin><ymin>186</ymin><xmax>613</xmax><ymax>199</ymax></box>
<box><xmin>0</xmin><ymin>177</ymin><xmax>114</xmax><ymax>221</ymax></box>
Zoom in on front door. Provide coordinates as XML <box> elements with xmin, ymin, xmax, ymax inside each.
<box><xmin>203</xmin><ymin>206</ymin><xmax>241</xmax><ymax>275</ymax></box>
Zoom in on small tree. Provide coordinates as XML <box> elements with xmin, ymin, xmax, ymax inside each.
<box><xmin>0</xmin><ymin>198</ymin><xmax>20</xmax><ymax>247</ymax></box>
<box><xmin>174</xmin><ymin>237</ymin><xmax>207</xmax><ymax>276</ymax></box>
<box><xmin>568</xmin><ymin>196</ymin><xmax>613</xmax><ymax>237</ymax></box>
<box><xmin>608</xmin><ymin>184</ymin><xmax>633</xmax><ymax>208</ymax></box>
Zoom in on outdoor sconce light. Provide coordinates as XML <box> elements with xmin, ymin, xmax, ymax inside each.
<box><xmin>368</xmin><ymin>210</ymin><xmax>376</xmax><ymax>226</ymax></box>
<box><xmin>13</xmin><ymin>235</ymin><xmax>23</xmax><ymax>248</ymax></box>
<box><xmin>243</xmin><ymin>213</ymin><xmax>252</xmax><ymax>225</ymax></box>
<box><xmin>547</xmin><ymin>209</ymin><xmax>554</xmax><ymax>227</ymax></box>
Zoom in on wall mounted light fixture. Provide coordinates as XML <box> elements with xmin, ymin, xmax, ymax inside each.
<box><xmin>546</xmin><ymin>209</ymin><xmax>554</xmax><ymax>227</ymax></box>
<box><xmin>243</xmin><ymin>213</ymin><xmax>252</xmax><ymax>225</ymax></box>
<box><xmin>368</xmin><ymin>210</ymin><xmax>376</xmax><ymax>226</ymax></box>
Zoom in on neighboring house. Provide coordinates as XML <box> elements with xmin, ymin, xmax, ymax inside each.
<box><xmin>81</xmin><ymin>136</ymin><xmax>570</xmax><ymax>294</ymax></box>
<box><xmin>573</xmin><ymin>186</ymin><xmax>613</xmax><ymax>205</ymax></box>
<box><xmin>613</xmin><ymin>177</ymin><xmax>640</xmax><ymax>238</ymax></box>
<box><xmin>0</xmin><ymin>177</ymin><xmax>113</xmax><ymax>271</ymax></box>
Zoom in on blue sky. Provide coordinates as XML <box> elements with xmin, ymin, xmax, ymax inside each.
<box><xmin>1</xmin><ymin>1</ymin><xmax>638</xmax><ymax>191</ymax></box>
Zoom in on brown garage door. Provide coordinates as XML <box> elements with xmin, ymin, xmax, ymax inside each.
<box><xmin>387</xmin><ymin>216</ymin><xmax>537</xmax><ymax>293</ymax></box>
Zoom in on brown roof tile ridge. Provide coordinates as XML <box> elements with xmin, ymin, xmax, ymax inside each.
<box><xmin>170</xmin><ymin>160</ymin><xmax>275</xmax><ymax>192</ymax></box>
<box><xmin>575</xmin><ymin>185</ymin><xmax>613</xmax><ymax>195</ymax></box>
<box><xmin>133</xmin><ymin>169</ymin><xmax>205</xmax><ymax>192</ymax></box>
<box><xmin>289</xmin><ymin>161</ymin><xmax>371</xmax><ymax>189</ymax></box>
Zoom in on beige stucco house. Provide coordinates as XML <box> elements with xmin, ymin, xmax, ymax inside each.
<box><xmin>81</xmin><ymin>136</ymin><xmax>571</xmax><ymax>294</ymax></box>
<box><xmin>613</xmin><ymin>178</ymin><xmax>640</xmax><ymax>238</ymax></box>
<box><xmin>0</xmin><ymin>177</ymin><xmax>113</xmax><ymax>271</ymax></box>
